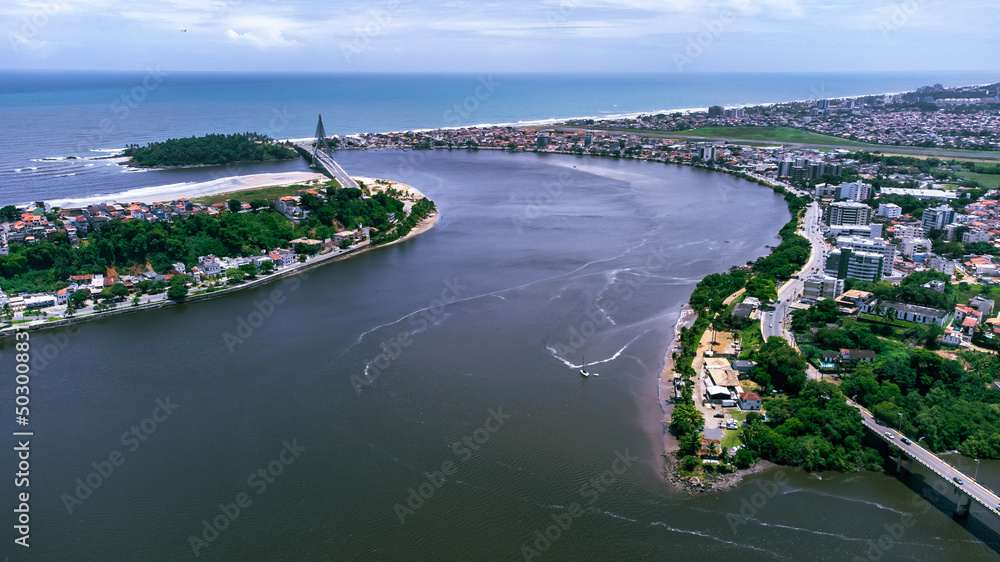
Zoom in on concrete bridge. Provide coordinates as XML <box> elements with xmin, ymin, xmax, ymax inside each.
<box><xmin>850</xmin><ymin>399</ymin><xmax>999</xmax><ymax>517</ymax></box>
<box><xmin>297</xmin><ymin>114</ymin><xmax>356</xmax><ymax>191</ymax></box>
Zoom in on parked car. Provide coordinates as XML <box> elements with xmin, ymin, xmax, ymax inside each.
<box><xmin>713</xmin><ymin>413</ymin><xmax>724</xmax><ymax>419</ymax></box>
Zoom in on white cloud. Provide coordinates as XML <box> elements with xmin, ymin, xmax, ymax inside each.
<box><xmin>225</xmin><ymin>28</ymin><xmax>301</xmax><ymax>49</ymax></box>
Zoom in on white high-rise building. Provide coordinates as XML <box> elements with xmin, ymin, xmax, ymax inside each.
<box><xmin>827</xmin><ymin>201</ymin><xmax>873</xmax><ymax>226</ymax></box>
<box><xmin>837</xmin><ymin>235</ymin><xmax>897</xmax><ymax>277</ymax></box>
<box><xmin>921</xmin><ymin>205</ymin><xmax>956</xmax><ymax>233</ymax></box>
<box><xmin>878</xmin><ymin>203</ymin><xmax>902</xmax><ymax>218</ymax></box>
<box><xmin>837</xmin><ymin>180</ymin><xmax>872</xmax><ymax>201</ymax></box>
<box><xmin>802</xmin><ymin>274</ymin><xmax>844</xmax><ymax>302</ymax></box>
<box><xmin>962</xmin><ymin>229</ymin><xmax>991</xmax><ymax>244</ymax></box>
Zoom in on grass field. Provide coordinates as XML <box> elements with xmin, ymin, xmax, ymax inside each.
<box><xmin>667</xmin><ymin>126</ymin><xmax>880</xmax><ymax>147</ymax></box>
<box><xmin>957</xmin><ymin>171</ymin><xmax>1000</xmax><ymax>189</ymax></box>
<box><xmin>191</xmin><ymin>181</ymin><xmax>332</xmax><ymax>205</ymax></box>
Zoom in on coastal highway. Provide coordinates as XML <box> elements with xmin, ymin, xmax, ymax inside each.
<box><xmin>849</xmin><ymin>399</ymin><xmax>1000</xmax><ymax>515</ymax></box>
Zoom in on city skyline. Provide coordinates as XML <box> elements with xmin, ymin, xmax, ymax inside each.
<box><xmin>1</xmin><ymin>0</ymin><xmax>998</xmax><ymax>73</ymax></box>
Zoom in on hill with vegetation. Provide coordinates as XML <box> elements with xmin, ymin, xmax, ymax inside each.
<box><xmin>122</xmin><ymin>132</ymin><xmax>298</xmax><ymax>167</ymax></box>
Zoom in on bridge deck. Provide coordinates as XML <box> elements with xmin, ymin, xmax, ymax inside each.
<box><xmin>850</xmin><ymin>400</ymin><xmax>1000</xmax><ymax>515</ymax></box>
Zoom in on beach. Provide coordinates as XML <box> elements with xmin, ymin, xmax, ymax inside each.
<box><xmin>46</xmin><ymin>171</ymin><xmax>328</xmax><ymax>208</ymax></box>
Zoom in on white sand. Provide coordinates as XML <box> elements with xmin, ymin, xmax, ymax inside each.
<box><xmin>48</xmin><ymin>171</ymin><xmax>328</xmax><ymax>208</ymax></box>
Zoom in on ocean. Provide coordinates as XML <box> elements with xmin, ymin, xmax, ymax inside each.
<box><xmin>1</xmin><ymin>70</ymin><xmax>998</xmax><ymax>205</ymax></box>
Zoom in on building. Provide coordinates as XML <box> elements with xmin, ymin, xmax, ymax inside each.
<box><xmin>862</xmin><ymin>301</ymin><xmax>952</xmax><ymax>326</ymax></box>
<box><xmin>739</xmin><ymin>392</ymin><xmax>762</xmax><ymax>411</ymax></box>
<box><xmin>826</xmin><ymin>201</ymin><xmax>873</xmax><ymax>226</ymax></box>
<box><xmin>921</xmin><ymin>205</ymin><xmax>956</xmax><ymax>234</ymax></box>
<box><xmin>825</xmin><ymin>248</ymin><xmax>884</xmax><ymax>282</ymax></box>
<box><xmin>707</xmin><ymin>105</ymin><xmax>724</xmax><ymax>117</ymax></box>
<box><xmin>962</xmin><ymin>229</ymin><xmax>991</xmax><ymax>244</ymax></box>
<box><xmin>815</xmin><ymin>183</ymin><xmax>837</xmax><ymax>198</ymax></box>
<box><xmin>817</xmin><ymin>99</ymin><xmax>831</xmax><ymax>110</ymax></box>
<box><xmin>881</xmin><ymin>188</ymin><xmax>958</xmax><ymax>201</ymax></box>
<box><xmin>802</xmin><ymin>274</ymin><xmax>844</xmax><ymax>302</ymax></box>
<box><xmin>893</xmin><ymin>223</ymin><xmax>924</xmax><ymax>239</ymax></box>
<box><xmin>700</xmin><ymin>146</ymin><xmax>717</xmax><ymax>161</ymax></box>
<box><xmin>878</xmin><ymin>203</ymin><xmax>902</xmax><ymax>218</ymax></box>
<box><xmin>927</xmin><ymin>255</ymin><xmax>956</xmax><ymax>275</ymax></box>
<box><xmin>836</xmin><ymin>180</ymin><xmax>872</xmax><ymax>202</ymax></box>
<box><xmin>535</xmin><ymin>134</ymin><xmax>550</xmax><ymax>149</ymax></box>
<box><xmin>900</xmin><ymin>237</ymin><xmax>931</xmax><ymax>259</ymax></box>
<box><xmin>837</xmin><ymin>235</ymin><xmax>897</xmax><ymax>277</ymax></box>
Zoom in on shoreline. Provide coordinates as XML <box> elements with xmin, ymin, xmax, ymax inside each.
<box><xmin>45</xmin><ymin>171</ymin><xmax>329</xmax><ymax>209</ymax></box>
<box><xmin>296</xmin><ymin>80</ymin><xmax>996</xmax><ymax>141</ymax></box>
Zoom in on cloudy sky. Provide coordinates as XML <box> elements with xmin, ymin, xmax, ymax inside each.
<box><xmin>1</xmin><ymin>0</ymin><xmax>997</xmax><ymax>72</ymax></box>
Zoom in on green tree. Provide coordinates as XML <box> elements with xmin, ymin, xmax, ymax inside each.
<box><xmin>745</xmin><ymin>277</ymin><xmax>778</xmax><ymax>302</ymax></box>
<box><xmin>69</xmin><ymin>290</ymin><xmax>90</xmax><ymax>308</ymax></box>
<box><xmin>167</xmin><ymin>276</ymin><xmax>189</xmax><ymax>300</ymax></box>
<box><xmin>0</xmin><ymin>205</ymin><xmax>19</xmax><ymax>222</ymax></box>
<box><xmin>228</xmin><ymin>199</ymin><xmax>241</xmax><ymax>214</ymax></box>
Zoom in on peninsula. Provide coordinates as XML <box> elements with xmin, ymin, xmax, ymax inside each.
<box><xmin>0</xmin><ymin>174</ymin><xmax>436</xmax><ymax>332</ymax></box>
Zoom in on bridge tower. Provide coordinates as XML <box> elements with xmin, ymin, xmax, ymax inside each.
<box><xmin>312</xmin><ymin>114</ymin><xmax>331</xmax><ymax>166</ymax></box>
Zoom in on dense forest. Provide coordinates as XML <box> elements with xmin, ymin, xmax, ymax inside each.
<box><xmin>122</xmin><ymin>133</ymin><xmax>298</xmax><ymax>167</ymax></box>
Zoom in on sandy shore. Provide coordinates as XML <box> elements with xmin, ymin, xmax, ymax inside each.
<box><xmin>47</xmin><ymin>171</ymin><xmax>328</xmax><ymax>208</ymax></box>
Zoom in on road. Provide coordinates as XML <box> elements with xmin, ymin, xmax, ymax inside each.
<box><xmin>296</xmin><ymin>142</ymin><xmax>356</xmax><ymax>190</ymax></box>
<box><xmin>850</xmin><ymin>399</ymin><xmax>1000</xmax><ymax>514</ymax></box>
<box><xmin>761</xmin><ymin>200</ymin><xmax>827</xmax><ymax>343</ymax></box>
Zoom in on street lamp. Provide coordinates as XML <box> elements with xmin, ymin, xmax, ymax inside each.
<box><xmin>975</xmin><ymin>459</ymin><xmax>980</xmax><ymax>480</ymax></box>
<box><xmin>898</xmin><ymin>412</ymin><xmax>903</xmax><ymax>432</ymax></box>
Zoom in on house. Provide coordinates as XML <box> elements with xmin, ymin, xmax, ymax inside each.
<box><xmin>819</xmin><ymin>352</ymin><xmax>840</xmax><ymax>369</ymax></box>
<box><xmin>840</xmin><ymin>349</ymin><xmax>876</xmax><ymax>363</ymax></box>
<box><xmin>739</xmin><ymin>392</ymin><xmax>762</xmax><ymax>411</ymax></box>
<box><xmin>56</xmin><ymin>288</ymin><xmax>69</xmax><ymax>304</ymax></box>
<box><xmin>862</xmin><ymin>301</ymin><xmax>951</xmax><ymax>326</ymax></box>
<box><xmin>942</xmin><ymin>328</ymin><xmax>965</xmax><ymax>346</ymax></box>
<box><xmin>970</xmin><ymin>295</ymin><xmax>995</xmax><ymax>317</ymax></box>
<box><xmin>731</xmin><ymin>360</ymin><xmax>757</xmax><ymax>377</ymax></box>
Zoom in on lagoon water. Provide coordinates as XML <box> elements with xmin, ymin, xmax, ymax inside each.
<box><xmin>2</xmin><ymin>72</ymin><xmax>1000</xmax><ymax>560</ymax></box>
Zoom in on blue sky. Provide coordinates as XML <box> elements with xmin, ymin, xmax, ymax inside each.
<box><xmin>1</xmin><ymin>0</ymin><xmax>997</xmax><ymax>72</ymax></box>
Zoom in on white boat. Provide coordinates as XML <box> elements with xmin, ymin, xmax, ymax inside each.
<box><xmin>580</xmin><ymin>356</ymin><xmax>598</xmax><ymax>377</ymax></box>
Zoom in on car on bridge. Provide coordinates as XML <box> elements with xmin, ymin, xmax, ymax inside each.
<box><xmin>884</xmin><ymin>432</ymin><xmax>893</xmax><ymax>439</ymax></box>
<box><xmin>954</xmin><ymin>476</ymin><xmax>964</xmax><ymax>485</ymax></box>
